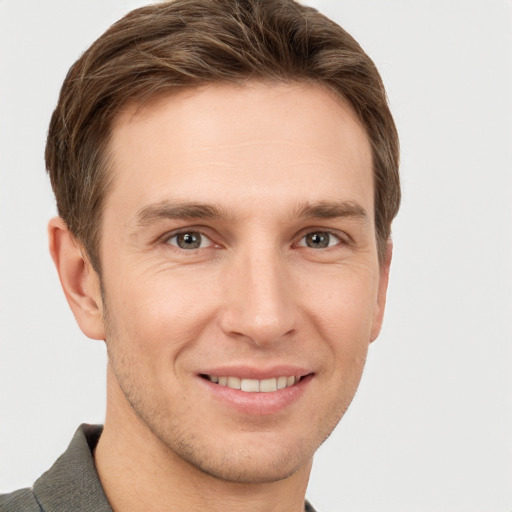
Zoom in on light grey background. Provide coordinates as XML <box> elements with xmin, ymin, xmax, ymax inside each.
<box><xmin>1</xmin><ymin>1</ymin><xmax>511</xmax><ymax>511</ymax></box>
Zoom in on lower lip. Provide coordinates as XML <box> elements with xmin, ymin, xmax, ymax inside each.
<box><xmin>199</xmin><ymin>374</ymin><xmax>313</xmax><ymax>415</ymax></box>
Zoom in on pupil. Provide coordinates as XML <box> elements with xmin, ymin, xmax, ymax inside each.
<box><xmin>307</xmin><ymin>232</ymin><xmax>329</xmax><ymax>248</ymax></box>
<box><xmin>178</xmin><ymin>232</ymin><xmax>201</xmax><ymax>249</ymax></box>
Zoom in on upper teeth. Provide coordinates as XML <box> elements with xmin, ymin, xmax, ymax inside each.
<box><xmin>208</xmin><ymin>375</ymin><xmax>297</xmax><ymax>392</ymax></box>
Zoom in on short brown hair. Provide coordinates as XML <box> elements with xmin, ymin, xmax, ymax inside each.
<box><xmin>46</xmin><ymin>0</ymin><xmax>400</xmax><ymax>272</ymax></box>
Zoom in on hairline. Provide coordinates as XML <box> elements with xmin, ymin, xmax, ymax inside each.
<box><xmin>86</xmin><ymin>78</ymin><xmax>388</xmax><ymax>275</ymax></box>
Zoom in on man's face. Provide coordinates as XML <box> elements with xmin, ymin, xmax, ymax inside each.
<box><xmin>97</xmin><ymin>82</ymin><xmax>389</xmax><ymax>483</ymax></box>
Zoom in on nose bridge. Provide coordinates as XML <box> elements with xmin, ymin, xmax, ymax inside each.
<box><xmin>220</xmin><ymin>241</ymin><xmax>296</xmax><ymax>345</ymax></box>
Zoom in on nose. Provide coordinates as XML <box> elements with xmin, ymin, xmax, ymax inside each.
<box><xmin>218</xmin><ymin>247</ymin><xmax>297</xmax><ymax>346</ymax></box>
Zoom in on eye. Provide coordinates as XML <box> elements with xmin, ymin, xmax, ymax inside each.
<box><xmin>298</xmin><ymin>231</ymin><xmax>341</xmax><ymax>249</ymax></box>
<box><xmin>167</xmin><ymin>231</ymin><xmax>213</xmax><ymax>250</ymax></box>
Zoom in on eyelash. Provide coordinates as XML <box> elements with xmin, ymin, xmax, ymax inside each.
<box><xmin>161</xmin><ymin>227</ymin><xmax>350</xmax><ymax>253</ymax></box>
<box><xmin>164</xmin><ymin>229</ymin><xmax>216</xmax><ymax>252</ymax></box>
<box><xmin>295</xmin><ymin>231</ymin><xmax>344</xmax><ymax>249</ymax></box>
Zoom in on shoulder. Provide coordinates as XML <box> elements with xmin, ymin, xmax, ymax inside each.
<box><xmin>305</xmin><ymin>499</ymin><xmax>319</xmax><ymax>512</ymax></box>
<box><xmin>0</xmin><ymin>424</ymin><xmax>106</xmax><ymax>512</ymax></box>
<box><xmin>0</xmin><ymin>488</ymin><xmax>42</xmax><ymax>512</ymax></box>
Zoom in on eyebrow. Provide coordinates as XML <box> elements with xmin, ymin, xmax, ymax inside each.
<box><xmin>136</xmin><ymin>200</ymin><xmax>232</xmax><ymax>227</ymax></box>
<box><xmin>294</xmin><ymin>200</ymin><xmax>368</xmax><ymax>221</ymax></box>
<box><xmin>135</xmin><ymin>199</ymin><xmax>368</xmax><ymax>228</ymax></box>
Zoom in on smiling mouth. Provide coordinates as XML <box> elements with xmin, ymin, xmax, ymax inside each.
<box><xmin>200</xmin><ymin>374</ymin><xmax>309</xmax><ymax>392</ymax></box>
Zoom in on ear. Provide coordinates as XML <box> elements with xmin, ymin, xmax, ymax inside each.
<box><xmin>48</xmin><ymin>217</ymin><xmax>105</xmax><ymax>340</ymax></box>
<box><xmin>370</xmin><ymin>240</ymin><xmax>393</xmax><ymax>343</ymax></box>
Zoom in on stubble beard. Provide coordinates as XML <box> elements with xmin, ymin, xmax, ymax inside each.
<box><xmin>99</xmin><ymin>283</ymin><xmax>350</xmax><ymax>486</ymax></box>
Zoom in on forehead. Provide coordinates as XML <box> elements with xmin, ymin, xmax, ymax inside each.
<box><xmin>105</xmin><ymin>82</ymin><xmax>374</xmax><ymax>222</ymax></box>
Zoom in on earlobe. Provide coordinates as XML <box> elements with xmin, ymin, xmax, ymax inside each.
<box><xmin>48</xmin><ymin>217</ymin><xmax>105</xmax><ymax>340</ymax></box>
<box><xmin>370</xmin><ymin>240</ymin><xmax>393</xmax><ymax>343</ymax></box>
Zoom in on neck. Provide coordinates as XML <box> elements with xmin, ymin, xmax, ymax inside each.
<box><xmin>94</xmin><ymin>369</ymin><xmax>312</xmax><ymax>512</ymax></box>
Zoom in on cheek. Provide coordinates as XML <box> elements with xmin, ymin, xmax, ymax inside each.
<box><xmin>303</xmin><ymin>264</ymin><xmax>380</xmax><ymax>344</ymax></box>
<box><xmin>102</xmin><ymin>275</ymin><xmax>216</xmax><ymax>409</ymax></box>
<box><xmin>104</xmin><ymin>269</ymin><xmax>217</xmax><ymax>358</ymax></box>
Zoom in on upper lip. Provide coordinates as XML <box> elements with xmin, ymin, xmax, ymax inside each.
<box><xmin>198</xmin><ymin>364</ymin><xmax>313</xmax><ymax>380</ymax></box>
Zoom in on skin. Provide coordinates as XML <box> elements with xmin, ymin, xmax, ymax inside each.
<box><xmin>49</xmin><ymin>82</ymin><xmax>391</xmax><ymax>512</ymax></box>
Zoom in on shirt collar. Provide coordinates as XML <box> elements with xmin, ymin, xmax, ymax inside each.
<box><xmin>33</xmin><ymin>424</ymin><xmax>113</xmax><ymax>512</ymax></box>
<box><xmin>32</xmin><ymin>423</ymin><xmax>317</xmax><ymax>512</ymax></box>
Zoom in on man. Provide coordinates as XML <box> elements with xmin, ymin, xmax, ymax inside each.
<box><xmin>1</xmin><ymin>0</ymin><xmax>400</xmax><ymax>510</ymax></box>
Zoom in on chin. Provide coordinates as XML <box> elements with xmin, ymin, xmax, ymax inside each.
<box><xmin>153</xmin><ymin>420</ymin><xmax>328</xmax><ymax>485</ymax></box>
<box><xmin>176</xmin><ymin>440</ymin><xmax>315</xmax><ymax>484</ymax></box>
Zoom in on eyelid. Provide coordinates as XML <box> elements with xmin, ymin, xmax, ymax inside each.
<box><xmin>294</xmin><ymin>228</ymin><xmax>351</xmax><ymax>248</ymax></box>
<box><xmin>169</xmin><ymin>233</ymin><xmax>212</xmax><ymax>249</ymax></box>
<box><xmin>160</xmin><ymin>227</ymin><xmax>218</xmax><ymax>250</ymax></box>
<box><xmin>155</xmin><ymin>225</ymin><xmax>351</xmax><ymax>251</ymax></box>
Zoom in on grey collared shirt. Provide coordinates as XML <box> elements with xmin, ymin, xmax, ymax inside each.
<box><xmin>1</xmin><ymin>425</ymin><xmax>111</xmax><ymax>512</ymax></box>
<box><xmin>1</xmin><ymin>424</ymin><xmax>318</xmax><ymax>511</ymax></box>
